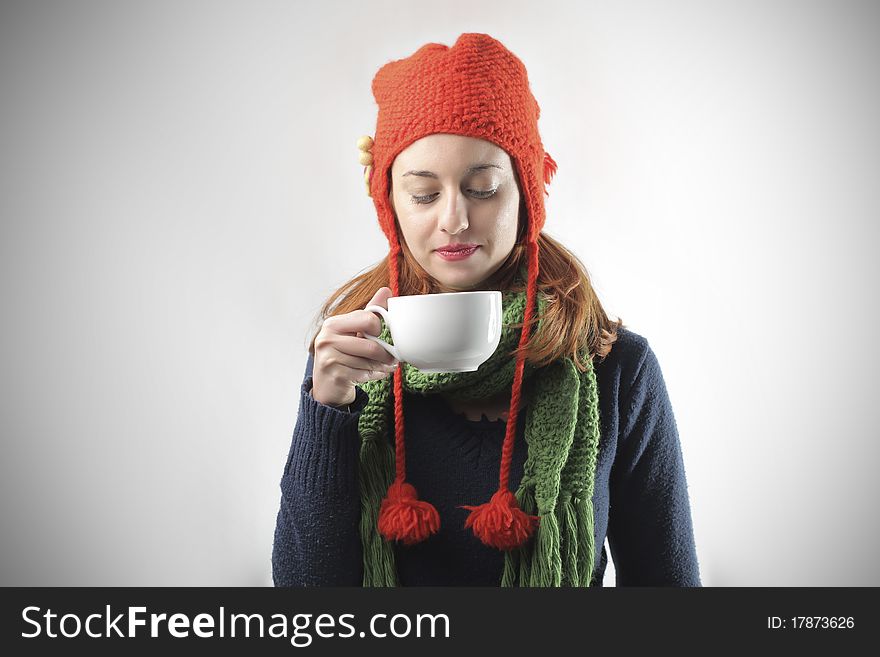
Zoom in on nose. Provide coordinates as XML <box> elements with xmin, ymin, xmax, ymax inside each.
<box><xmin>438</xmin><ymin>189</ymin><xmax>469</xmax><ymax>235</ymax></box>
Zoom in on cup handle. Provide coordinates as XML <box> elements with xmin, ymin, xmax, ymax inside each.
<box><xmin>363</xmin><ymin>305</ymin><xmax>402</xmax><ymax>362</ymax></box>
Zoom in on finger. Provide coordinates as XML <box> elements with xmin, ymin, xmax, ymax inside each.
<box><xmin>323</xmin><ymin>308</ymin><xmax>384</xmax><ymax>337</ymax></box>
<box><xmin>329</xmin><ymin>350</ymin><xmax>398</xmax><ymax>381</ymax></box>
<box><xmin>332</xmin><ymin>334</ymin><xmax>399</xmax><ymax>368</ymax></box>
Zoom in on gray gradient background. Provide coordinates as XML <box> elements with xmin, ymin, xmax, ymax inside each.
<box><xmin>1</xmin><ymin>0</ymin><xmax>877</xmax><ymax>586</ymax></box>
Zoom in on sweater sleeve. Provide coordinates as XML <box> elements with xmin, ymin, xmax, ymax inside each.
<box><xmin>607</xmin><ymin>340</ymin><xmax>702</xmax><ymax>586</ymax></box>
<box><xmin>271</xmin><ymin>353</ymin><xmax>368</xmax><ymax>586</ymax></box>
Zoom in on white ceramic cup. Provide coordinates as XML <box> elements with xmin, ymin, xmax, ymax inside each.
<box><xmin>364</xmin><ymin>290</ymin><xmax>502</xmax><ymax>373</ymax></box>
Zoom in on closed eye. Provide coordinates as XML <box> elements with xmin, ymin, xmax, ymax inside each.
<box><xmin>410</xmin><ymin>188</ymin><xmax>498</xmax><ymax>205</ymax></box>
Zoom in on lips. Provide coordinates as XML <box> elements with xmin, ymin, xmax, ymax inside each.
<box><xmin>435</xmin><ymin>245</ymin><xmax>480</xmax><ymax>260</ymax></box>
<box><xmin>435</xmin><ymin>244</ymin><xmax>479</xmax><ymax>253</ymax></box>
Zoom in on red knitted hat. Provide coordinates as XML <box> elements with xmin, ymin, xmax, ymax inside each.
<box><xmin>357</xmin><ymin>33</ymin><xmax>558</xmax><ymax>551</ymax></box>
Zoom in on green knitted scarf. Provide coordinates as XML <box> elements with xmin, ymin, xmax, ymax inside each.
<box><xmin>355</xmin><ymin>283</ymin><xmax>602</xmax><ymax>587</ymax></box>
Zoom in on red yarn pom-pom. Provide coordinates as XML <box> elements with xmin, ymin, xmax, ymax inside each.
<box><xmin>378</xmin><ymin>480</ymin><xmax>440</xmax><ymax>545</ymax></box>
<box><xmin>459</xmin><ymin>489</ymin><xmax>539</xmax><ymax>550</ymax></box>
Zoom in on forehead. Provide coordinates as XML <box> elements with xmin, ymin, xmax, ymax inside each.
<box><xmin>392</xmin><ymin>133</ymin><xmax>509</xmax><ymax>174</ymax></box>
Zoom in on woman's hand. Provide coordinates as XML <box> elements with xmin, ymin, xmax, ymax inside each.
<box><xmin>311</xmin><ymin>287</ymin><xmax>399</xmax><ymax>407</ymax></box>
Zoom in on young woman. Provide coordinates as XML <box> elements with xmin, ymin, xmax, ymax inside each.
<box><xmin>272</xmin><ymin>33</ymin><xmax>701</xmax><ymax>587</ymax></box>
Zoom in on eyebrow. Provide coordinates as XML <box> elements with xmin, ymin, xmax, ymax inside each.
<box><xmin>402</xmin><ymin>164</ymin><xmax>503</xmax><ymax>179</ymax></box>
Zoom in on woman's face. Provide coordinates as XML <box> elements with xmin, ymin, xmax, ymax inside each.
<box><xmin>389</xmin><ymin>133</ymin><xmax>521</xmax><ymax>291</ymax></box>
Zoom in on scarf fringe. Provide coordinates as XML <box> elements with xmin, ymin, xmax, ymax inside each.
<box><xmin>560</xmin><ymin>495</ymin><xmax>579</xmax><ymax>586</ymax></box>
<box><xmin>501</xmin><ymin>485</ymin><xmax>537</xmax><ymax>586</ymax></box>
<box><xmin>500</xmin><ymin>486</ymin><xmax>530</xmax><ymax>586</ymax></box>
<box><xmin>501</xmin><ymin>488</ymin><xmax>596</xmax><ymax>587</ymax></box>
<box><xmin>576</xmin><ymin>493</ymin><xmax>596</xmax><ymax>587</ymax></box>
<box><xmin>359</xmin><ymin>436</ymin><xmax>398</xmax><ymax>586</ymax></box>
<box><xmin>530</xmin><ymin>509</ymin><xmax>561</xmax><ymax>586</ymax></box>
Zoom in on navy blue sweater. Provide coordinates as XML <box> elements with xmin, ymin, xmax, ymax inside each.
<box><xmin>272</xmin><ymin>327</ymin><xmax>701</xmax><ymax>586</ymax></box>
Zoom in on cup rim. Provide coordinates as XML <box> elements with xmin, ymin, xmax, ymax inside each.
<box><xmin>390</xmin><ymin>290</ymin><xmax>502</xmax><ymax>301</ymax></box>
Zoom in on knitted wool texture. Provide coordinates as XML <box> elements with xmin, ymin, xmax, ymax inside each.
<box><xmin>356</xmin><ymin>269</ymin><xmax>603</xmax><ymax>586</ymax></box>
<box><xmin>356</xmin><ymin>33</ymin><xmax>602</xmax><ymax>585</ymax></box>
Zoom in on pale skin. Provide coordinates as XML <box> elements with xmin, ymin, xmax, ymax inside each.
<box><xmin>312</xmin><ymin>134</ymin><xmax>522</xmax><ymax>421</ymax></box>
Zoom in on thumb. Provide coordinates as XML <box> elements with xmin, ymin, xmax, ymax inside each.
<box><xmin>367</xmin><ymin>286</ymin><xmax>393</xmax><ymax>310</ymax></box>
<box><xmin>357</xmin><ymin>287</ymin><xmax>393</xmax><ymax>339</ymax></box>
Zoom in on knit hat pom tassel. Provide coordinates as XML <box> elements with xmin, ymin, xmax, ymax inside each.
<box><xmin>460</xmin><ymin>488</ymin><xmax>539</xmax><ymax>550</ymax></box>
<box><xmin>542</xmin><ymin>150</ymin><xmax>558</xmax><ymax>195</ymax></box>
<box><xmin>378</xmin><ymin>480</ymin><xmax>440</xmax><ymax>546</ymax></box>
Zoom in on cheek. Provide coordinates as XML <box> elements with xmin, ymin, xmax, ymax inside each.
<box><xmin>395</xmin><ymin>210</ymin><xmax>432</xmax><ymax>249</ymax></box>
<box><xmin>488</xmin><ymin>207</ymin><xmax>519</xmax><ymax>245</ymax></box>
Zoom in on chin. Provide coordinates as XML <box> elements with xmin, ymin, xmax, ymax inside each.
<box><xmin>433</xmin><ymin>272</ymin><xmax>484</xmax><ymax>291</ymax></box>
